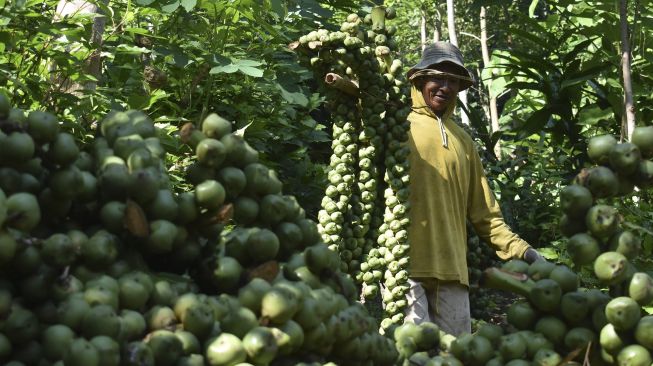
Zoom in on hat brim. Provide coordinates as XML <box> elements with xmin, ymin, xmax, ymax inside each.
<box><xmin>407</xmin><ymin>59</ymin><xmax>474</xmax><ymax>91</ymax></box>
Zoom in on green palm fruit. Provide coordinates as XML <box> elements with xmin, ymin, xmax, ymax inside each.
<box><xmin>6</xmin><ymin>192</ymin><xmax>41</xmax><ymax>232</ymax></box>
<box><xmin>201</xmin><ymin>113</ymin><xmax>232</xmax><ymax>139</ymax></box>
<box><xmin>527</xmin><ymin>259</ymin><xmax>556</xmax><ymax>280</ymax></box>
<box><xmin>476</xmin><ymin>323</ymin><xmax>503</xmax><ymax>346</ymax></box>
<box><xmin>118</xmin><ymin>309</ymin><xmax>147</xmax><ymax>342</ymax></box>
<box><xmin>175</xmin><ymin>330</ymin><xmax>201</xmax><ymax>354</ymax></box>
<box><xmin>564</xmin><ymin>327</ymin><xmax>596</xmax><ymax>351</ymax></box>
<box><xmin>560</xmin><ymin>184</ymin><xmax>593</xmax><ymax>218</ymax></box>
<box><xmin>177</xmin><ymin>354</ymin><xmax>205</xmax><ymax>366</ymax></box>
<box><xmin>605</xmin><ymin>296</ymin><xmax>641</xmax><ymax>331</ymax></box>
<box><xmin>211</xmin><ymin>256</ymin><xmax>242</xmax><ymax>292</ymax></box>
<box><xmin>146</xmin><ymin>219</ymin><xmax>178</xmax><ymax>253</ymax></box>
<box><xmin>594</xmin><ymin>251</ymin><xmax>628</xmax><ymax>285</ymax></box>
<box><xmin>0</xmin><ymin>230</ymin><xmax>17</xmax><ymax>265</ymax></box>
<box><xmin>585</xmin><ymin>204</ymin><xmax>620</xmax><ymax>238</ymax></box>
<box><xmin>567</xmin><ymin>233</ymin><xmax>601</xmax><ymax>265</ymax></box>
<box><xmin>600</xmin><ymin>323</ymin><xmax>628</xmax><ymax>355</ymax></box>
<box><xmin>2</xmin><ymin>132</ymin><xmax>35</xmax><ymax>163</ymax></box>
<box><xmin>270</xmin><ymin>320</ymin><xmax>304</xmax><ymax>355</ymax></box>
<box><xmin>205</xmin><ymin>333</ymin><xmax>247</xmax><ymax>366</ymax></box>
<box><xmin>549</xmin><ymin>264</ymin><xmax>579</xmax><ymax>293</ymax></box>
<box><xmin>502</xmin><ymin>259</ymin><xmax>530</xmax><ymax>273</ymax></box>
<box><xmin>526</xmin><ymin>333</ymin><xmax>554</xmax><ymax>358</ymax></box>
<box><xmin>121</xmin><ymin>341</ymin><xmax>155</xmax><ymax>366</ymax></box>
<box><xmin>628</xmin><ymin>272</ymin><xmax>653</xmax><ymax>305</ymax></box>
<box><xmin>559</xmin><ymin>213</ymin><xmax>587</xmax><ymax>237</ymax></box>
<box><xmin>216</xmin><ymin>166</ymin><xmax>246</xmax><ymax>199</ymax></box>
<box><xmin>530</xmin><ymin>278</ymin><xmax>562</xmax><ymax>313</ymax></box>
<box><xmin>146</xmin><ymin>305</ymin><xmax>178</xmax><ymax>330</ymax></box>
<box><xmin>468</xmin><ymin>335</ymin><xmax>494</xmax><ymax>365</ymax></box>
<box><xmin>588</xmin><ymin>134</ymin><xmax>617</xmax><ymax>165</ymax></box>
<box><xmin>560</xmin><ymin>291</ymin><xmax>590</xmax><ymax>324</ymax></box>
<box><xmin>42</xmin><ymin>324</ymin><xmax>75</xmax><ymax>361</ymax></box>
<box><xmin>114</xmin><ymin>134</ymin><xmax>145</xmax><ymax>160</ymax></box>
<box><xmin>27</xmin><ymin>110</ymin><xmax>59</xmax><ymax>143</ymax></box>
<box><xmin>147</xmin><ymin>330</ymin><xmax>183</xmax><ymax>366</ymax></box>
<box><xmin>90</xmin><ymin>336</ymin><xmax>120</xmax><ymax>366</ymax></box>
<box><xmin>635</xmin><ymin>159</ymin><xmax>653</xmax><ymax>187</ymax></box>
<box><xmin>82</xmin><ymin>304</ymin><xmax>121</xmax><ymax>338</ymax></box>
<box><xmin>583</xmin><ymin>166</ymin><xmax>619</xmax><ymax>198</ymax></box>
<box><xmin>63</xmin><ymin>338</ymin><xmax>100</xmax><ymax>366</ymax></box>
<box><xmin>507</xmin><ymin>301</ymin><xmax>538</xmax><ymax>330</ymax></box>
<box><xmin>535</xmin><ymin>316</ymin><xmax>568</xmax><ymax>346</ymax></box>
<box><xmin>499</xmin><ymin>334</ymin><xmax>527</xmax><ymax>361</ymax></box>
<box><xmin>245</xmin><ymin>228</ymin><xmax>280</xmax><ymax>263</ymax></box>
<box><xmin>195</xmin><ymin>180</ymin><xmax>225</xmax><ymax>210</ymax></box>
<box><xmin>196</xmin><ymin>138</ymin><xmax>226</xmax><ymax>168</ymax></box>
<box><xmin>609</xmin><ymin>142</ymin><xmax>641</xmax><ymax>176</ymax></box>
<box><xmin>634</xmin><ymin>315</ymin><xmax>653</xmax><ymax>350</ymax></box>
<box><xmin>608</xmin><ymin>230</ymin><xmax>641</xmax><ymax>259</ymax></box>
<box><xmin>242</xmin><ymin>326</ymin><xmax>278</xmax><ymax>365</ymax></box>
<box><xmin>127</xmin><ymin>109</ymin><xmax>156</xmax><ymax>138</ymax></box>
<box><xmin>148</xmin><ymin>189</ymin><xmax>179</xmax><ymax>220</ymax></box>
<box><xmin>632</xmin><ymin>126</ymin><xmax>653</xmax><ymax>157</ymax></box>
<box><xmin>617</xmin><ymin>345</ymin><xmax>652</xmax><ymax>366</ymax></box>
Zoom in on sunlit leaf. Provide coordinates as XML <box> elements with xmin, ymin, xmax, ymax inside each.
<box><xmin>210</xmin><ymin>64</ymin><xmax>239</xmax><ymax>74</ymax></box>
<box><xmin>181</xmin><ymin>0</ymin><xmax>197</xmax><ymax>12</ymax></box>
<box><xmin>161</xmin><ymin>0</ymin><xmax>180</xmax><ymax>13</ymax></box>
<box><xmin>238</xmin><ymin>65</ymin><xmax>263</xmax><ymax>77</ymax></box>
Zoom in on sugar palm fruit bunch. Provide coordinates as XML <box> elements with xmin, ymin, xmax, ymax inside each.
<box><xmin>294</xmin><ymin>5</ymin><xmax>412</xmax><ymax>332</ymax></box>
<box><xmin>388</xmin><ymin>321</ymin><xmax>464</xmax><ymax>365</ymax></box>
<box><xmin>478</xmin><ymin>260</ymin><xmax>615</xmax><ymax>364</ymax></box>
<box><xmin>0</xmin><ymin>92</ymin><xmax>405</xmax><ymax>366</ymax></box>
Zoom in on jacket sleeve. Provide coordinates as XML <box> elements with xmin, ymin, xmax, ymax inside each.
<box><xmin>466</xmin><ymin>148</ymin><xmax>531</xmax><ymax>260</ymax></box>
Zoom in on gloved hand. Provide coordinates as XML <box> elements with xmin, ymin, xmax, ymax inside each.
<box><xmin>523</xmin><ymin>247</ymin><xmax>545</xmax><ymax>264</ymax></box>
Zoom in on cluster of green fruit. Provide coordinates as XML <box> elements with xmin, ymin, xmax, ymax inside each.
<box><xmin>0</xmin><ymin>93</ymin><xmax>406</xmax><ymax>365</ymax></box>
<box><xmin>556</xmin><ymin>128</ymin><xmax>653</xmax><ymax>365</ymax></box>
<box><xmin>295</xmin><ymin>6</ymin><xmax>412</xmax><ymax>331</ymax></box>
<box><xmin>464</xmin><ymin>128</ymin><xmax>653</xmax><ymax>366</ymax></box>
<box><xmin>466</xmin><ymin>228</ymin><xmax>501</xmax><ymax>321</ymax></box>
<box><xmin>390</xmin><ymin>321</ymin><xmax>462</xmax><ymax>366</ymax></box>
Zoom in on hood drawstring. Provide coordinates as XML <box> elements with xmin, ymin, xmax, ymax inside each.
<box><xmin>437</xmin><ymin>115</ymin><xmax>448</xmax><ymax>148</ymax></box>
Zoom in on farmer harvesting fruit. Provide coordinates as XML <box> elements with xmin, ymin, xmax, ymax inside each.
<box><xmin>405</xmin><ymin>41</ymin><xmax>543</xmax><ymax>335</ymax></box>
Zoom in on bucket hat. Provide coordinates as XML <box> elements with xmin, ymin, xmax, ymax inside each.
<box><xmin>407</xmin><ymin>42</ymin><xmax>474</xmax><ymax>91</ymax></box>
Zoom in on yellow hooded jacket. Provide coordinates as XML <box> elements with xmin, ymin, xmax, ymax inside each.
<box><xmin>407</xmin><ymin>85</ymin><xmax>530</xmax><ymax>286</ymax></box>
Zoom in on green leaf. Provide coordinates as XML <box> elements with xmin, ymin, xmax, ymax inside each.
<box><xmin>181</xmin><ymin>0</ymin><xmax>197</xmax><ymax>11</ymax></box>
<box><xmin>161</xmin><ymin>0</ymin><xmax>180</xmax><ymax>13</ymax></box>
<box><xmin>517</xmin><ymin>108</ymin><xmax>552</xmax><ymax>139</ymax></box>
<box><xmin>528</xmin><ymin>0</ymin><xmax>539</xmax><ymax>18</ymax></box>
<box><xmin>136</xmin><ymin>0</ymin><xmax>156</xmax><ymax>5</ymax></box>
<box><xmin>578</xmin><ymin>105</ymin><xmax>613</xmax><ymax>126</ymax></box>
<box><xmin>235</xmin><ymin>59</ymin><xmax>263</xmax><ymax>67</ymax></box>
<box><xmin>276</xmin><ymin>83</ymin><xmax>308</xmax><ymax>106</ymax></box>
<box><xmin>238</xmin><ymin>65</ymin><xmax>263</xmax><ymax>77</ymax></box>
<box><xmin>210</xmin><ymin>64</ymin><xmax>239</xmax><ymax>74</ymax></box>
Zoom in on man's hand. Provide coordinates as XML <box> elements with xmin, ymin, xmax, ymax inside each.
<box><xmin>523</xmin><ymin>248</ymin><xmax>545</xmax><ymax>264</ymax></box>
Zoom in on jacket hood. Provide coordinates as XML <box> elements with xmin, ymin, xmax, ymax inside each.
<box><xmin>410</xmin><ymin>84</ymin><xmax>457</xmax><ymax>147</ymax></box>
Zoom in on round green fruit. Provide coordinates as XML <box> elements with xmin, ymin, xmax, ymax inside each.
<box><xmin>63</xmin><ymin>338</ymin><xmax>100</xmax><ymax>366</ymax></box>
<box><xmin>594</xmin><ymin>251</ymin><xmax>628</xmax><ymax>285</ymax></box>
<box><xmin>605</xmin><ymin>296</ymin><xmax>641</xmax><ymax>331</ymax></box>
<box><xmin>585</xmin><ymin>204</ymin><xmax>620</xmax><ymax>239</ymax></box>
<box><xmin>201</xmin><ymin>113</ymin><xmax>232</xmax><ymax>139</ymax></box>
<box><xmin>243</xmin><ymin>326</ymin><xmax>278</xmax><ymax>365</ymax></box>
<box><xmin>195</xmin><ymin>180</ymin><xmax>226</xmax><ymax>210</ymax></box>
<box><xmin>609</xmin><ymin>142</ymin><xmax>641</xmax><ymax>176</ymax></box>
<box><xmin>27</xmin><ymin>110</ymin><xmax>59</xmax><ymax>143</ymax></box>
<box><xmin>588</xmin><ymin>134</ymin><xmax>617</xmax><ymax>165</ymax></box>
<box><xmin>628</xmin><ymin>272</ymin><xmax>653</xmax><ymax>306</ymax></box>
<box><xmin>196</xmin><ymin>138</ymin><xmax>226</xmax><ymax>168</ymax></box>
<box><xmin>205</xmin><ymin>333</ymin><xmax>247</xmax><ymax>366</ymax></box>
<box><xmin>567</xmin><ymin>233</ymin><xmax>601</xmax><ymax>266</ymax></box>
<box><xmin>617</xmin><ymin>344</ymin><xmax>652</xmax><ymax>366</ymax></box>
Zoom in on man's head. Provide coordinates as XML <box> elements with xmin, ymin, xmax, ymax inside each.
<box><xmin>408</xmin><ymin>42</ymin><xmax>474</xmax><ymax>115</ymax></box>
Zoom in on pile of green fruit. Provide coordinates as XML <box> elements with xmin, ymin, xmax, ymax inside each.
<box><xmin>471</xmin><ymin>128</ymin><xmax>653</xmax><ymax>365</ymax></box>
<box><xmin>294</xmin><ymin>5</ymin><xmax>412</xmax><ymax>331</ymax></box>
<box><xmin>467</xmin><ymin>226</ymin><xmax>502</xmax><ymax>321</ymax></box>
<box><xmin>0</xmin><ymin>92</ymin><xmax>407</xmax><ymax>365</ymax></box>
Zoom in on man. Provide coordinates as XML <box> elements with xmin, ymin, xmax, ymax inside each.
<box><xmin>404</xmin><ymin>42</ymin><xmax>542</xmax><ymax>336</ymax></box>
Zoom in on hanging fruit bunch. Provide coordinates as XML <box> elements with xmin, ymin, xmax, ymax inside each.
<box><xmin>0</xmin><ymin>92</ymin><xmax>408</xmax><ymax>366</ymax></box>
<box><xmin>476</xmin><ymin>127</ymin><xmax>653</xmax><ymax>365</ymax></box>
<box><xmin>293</xmin><ymin>5</ymin><xmax>412</xmax><ymax>332</ymax></box>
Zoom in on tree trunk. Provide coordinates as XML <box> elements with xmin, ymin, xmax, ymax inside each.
<box><xmin>480</xmin><ymin>6</ymin><xmax>501</xmax><ymax>158</ymax></box>
<box><xmin>433</xmin><ymin>6</ymin><xmax>442</xmax><ymax>43</ymax></box>
<box><xmin>421</xmin><ymin>9</ymin><xmax>427</xmax><ymax>50</ymax></box>
<box><xmin>446</xmin><ymin>0</ymin><xmax>470</xmax><ymax>126</ymax></box>
<box><xmin>619</xmin><ymin>0</ymin><xmax>636</xmax><ymax>141</ymax></box>
<box><xmin>54</xmin><ymin>0</ymin><xmax>106</xmax><ymax>93</ymax></box>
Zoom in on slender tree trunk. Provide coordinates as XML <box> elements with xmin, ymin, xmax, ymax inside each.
<box><xmin>446</xmin><ymin>0</ymin><xmax>470</xmax><ymax>126</ymax></box>
<box><xmin>421</xmin><ymin>9</ymin><xmax>428</xmax><ymax>50</ymax></box>
<box><xmin>54</xmin><ymin>0</ymin><xmax>106</xmax><ymax>93</ymax></box>
<box><xmin>480</xmin><ymin>6</ymin><xmax>501</xmax><ymax>158</ymax></box>
<box><xmin>433</xmin><ymin>7</ymin><xmax>441</xmax><ymax>43</ymax></box>
<box><xmin>619</xmin><ymin>0</ymin><xmax>636</xmax><ymax>140</ymax></box>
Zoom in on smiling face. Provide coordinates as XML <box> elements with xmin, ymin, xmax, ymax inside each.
<box><xmin>419</xmin><ymin>62</ymin><xmax>463</xmax><ymax>116</ymax></box>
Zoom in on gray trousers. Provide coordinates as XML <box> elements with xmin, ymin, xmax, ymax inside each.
<box><xmin>404</xmin><ymin>278</ymin><xmax>471</xmax><ymax>336</ymax></box>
